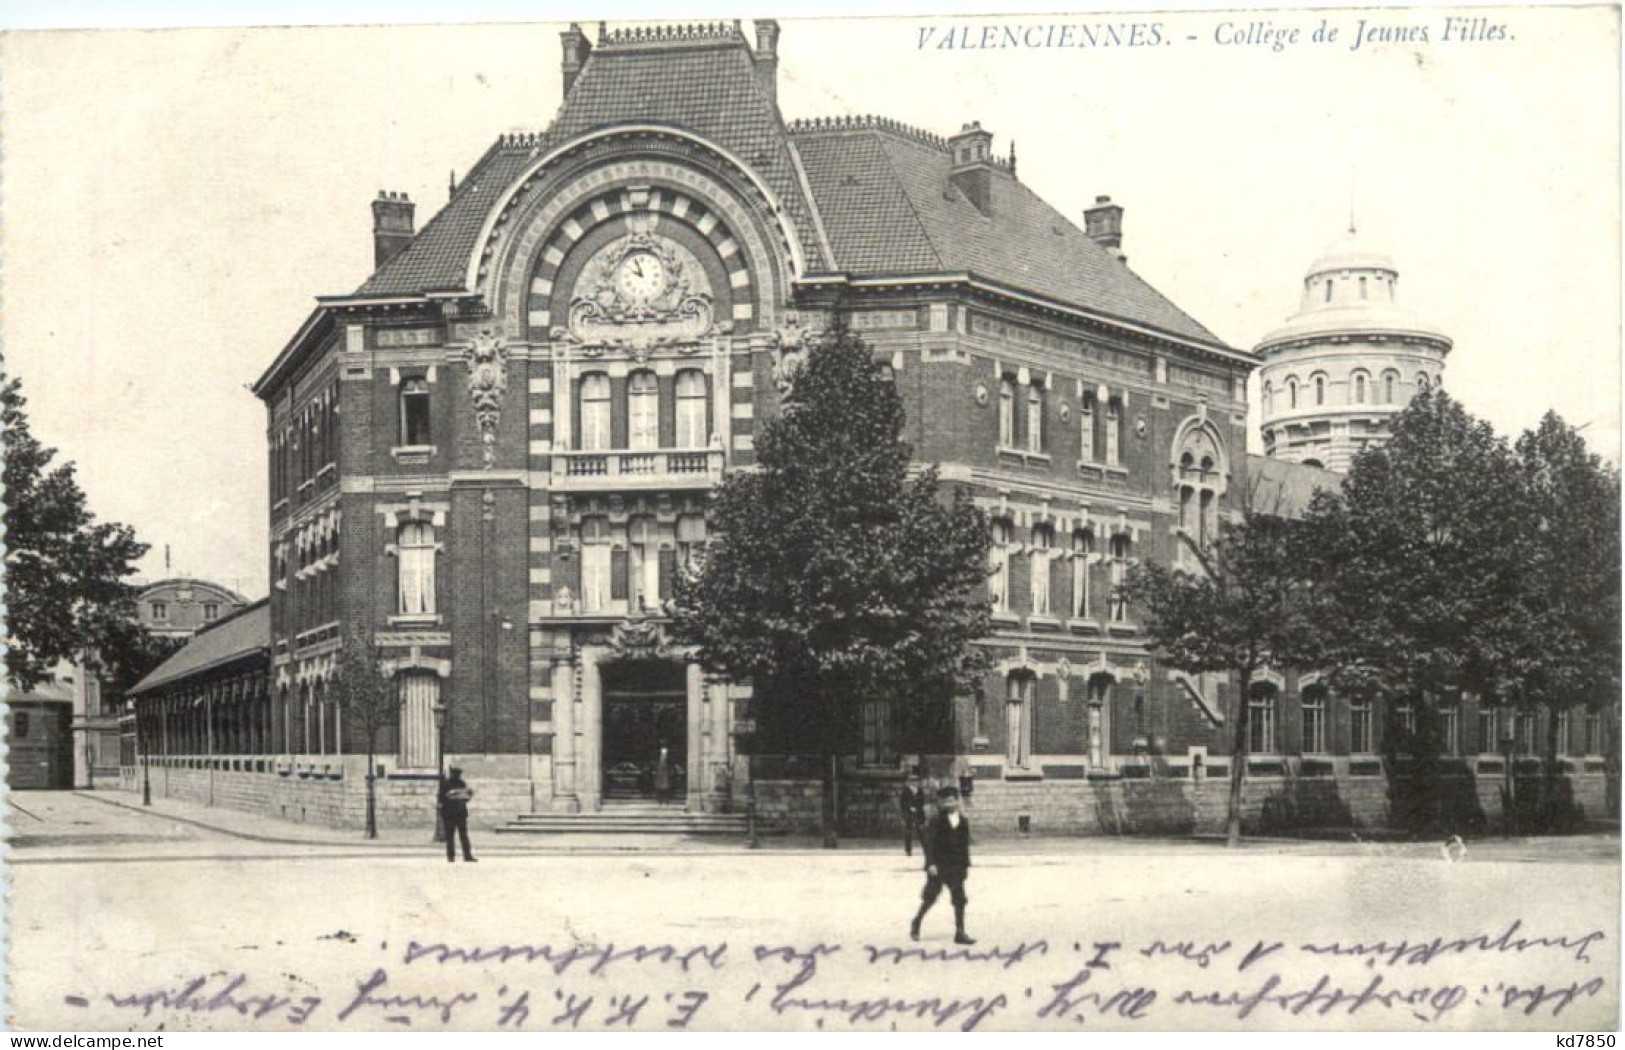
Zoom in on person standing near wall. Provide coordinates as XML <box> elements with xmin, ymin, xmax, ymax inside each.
<box><xmin>440</xmin><ymin>766</ymin><xmax>477</xmax><ymax>863</ymax></box>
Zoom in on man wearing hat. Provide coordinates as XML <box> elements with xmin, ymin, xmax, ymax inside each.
<box><xmin>439</xmin><ymin>766</ymin><xmax>477</xmax><ymax>863</ymax></box>
<box><xmin>910</xmin><ymin>785</ymin><xmax>974</xmax><ymax>944</ymax></box>
<box><xmin>898</xmin><ymin>769</ymin><xmax>927</xmax><ymax>857</ymax></box>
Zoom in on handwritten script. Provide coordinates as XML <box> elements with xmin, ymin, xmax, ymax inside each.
<box><xmin>62</xmin><ymin>918</ymin><xmax>1611</xmax><ymax>1031</ymax></box>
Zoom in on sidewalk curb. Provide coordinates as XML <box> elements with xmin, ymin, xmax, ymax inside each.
<box><xmin>71</xmin><ymin>790</ymin><xmax>434</xmax><ymax>849</ymax></box>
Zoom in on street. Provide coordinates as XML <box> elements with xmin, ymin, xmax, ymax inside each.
<box><xmin>8</xmin><ymin>792</ymin><xmax>1620</xmax><ymax>1032</ymax></box>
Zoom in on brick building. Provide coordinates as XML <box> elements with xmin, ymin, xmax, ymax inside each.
<box><xmin>129</xmin><ymin>19</ymin><xmax>1601</xmax><ymax>835</ymax></box>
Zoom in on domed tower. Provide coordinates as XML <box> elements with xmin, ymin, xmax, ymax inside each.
<box><xmin>1255</xmin><ymin>229</ymin><xmax>1452</xmax><ymax>471</ymax></box>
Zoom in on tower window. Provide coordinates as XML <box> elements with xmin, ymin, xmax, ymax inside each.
<box><xmin>1314</xmin><ymin>375</ymin><xmax>1326</xmax><ymax>406</ymax></box>
<box><xmin>1324</xmin><ymin>279</ymin><xmax>1333</xmax><ymax>303</ymax></box>
<box><xmin>1353</xmin><ymin>373</ymin><xmax>1367</xmax><ymax>404</ymax></box>
<box><xmin>1359</xmin><ymin>275</ymin><xmax>1368</xmax><ymax>300</ymax></box>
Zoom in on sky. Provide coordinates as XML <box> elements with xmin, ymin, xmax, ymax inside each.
<box><xmin>2</xmin><ymin>3</ymin><xmax>1618</xmax><ymax>600</ymax></box>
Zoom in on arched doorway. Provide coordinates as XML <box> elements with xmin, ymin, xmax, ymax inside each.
<box><xmin>600</xmin><ymin>661</ymin><xmax>688</xmax><ymax>801</ymax></box>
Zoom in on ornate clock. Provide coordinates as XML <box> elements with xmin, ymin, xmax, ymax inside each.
<box><xmin>615</xmin><ymin>251</ymin><xmax>667</xmax><ymax>302</ymax></box>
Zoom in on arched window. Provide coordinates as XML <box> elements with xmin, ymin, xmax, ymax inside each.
<box><xmin>1324</xmin><ymin>278</ymin><xmax>1334</xmax><ymax>303</ymax></box>
<box><xmin>1300</xmin><ymin>684</ymin><xmax>1327</xmax><ymax>754</ymax></box>
<box><xmin>1353</xmin><ymin>372</ymin><xmax>1368</xmax><ymax>404</ymax></box>
<box><xmin>397</xmin><ymin>521</ymin><xmax>436</xmax><ymax>615</ymax></box>
<box><xmin>1416</xmin><ymin>372</ymin><xmax>1431</xmax><ymax>393</ymax></box>
<box><xmin>1262</xmin><ymin>381</ymin><xmax>1273</xmax><ymax>415</ymax></box>
<box><xmin>1005</xmin><ymin>673</ymin><xmax>1034</xmax><ymax>768</ymax></box>
<box><xmin>1382</xmin><ymin>370</ymin><xmax>1399</xmax><ymax>403</ymax></box>
<box><xmin>1079</xmin><ymin>394</ymin><xmax>1096</xmax><ymax>461</ymax></box>
<box><xmin>1287</xmin><ymin>377</ymin><xmax>1299</xmax><ymax>409</ymax></box>
<box><xmin>397</xmin><ymin>671</ymin><xmax>440</xmax><ymax>769</ymax></box>
<box><xmin>989</xmin><ymin>520</ymin><xmax>1011</xmax><ymax>612</ymax></box>
<box><xmin>628</xmin><ymin>515</ymin><xmax>659</xmax><ymax>611</ymax></box>
<box><xmin>1085</xmin><ymin>673</ymin><xmax>1112</xmax><ymax>768</ymax></box>
<box><xmin>675</xmin><ymin>370</ymin><xmax>707</xmax><ymax>447</ymax></box>
<box><xmin>580</xmin><ymin>515</ymin><xmax>612</xmax><ymax>613</ymax></box>
<box><xmin>1026</xmin><ymin>382</ymin><xmax>1044</xmax><ymax>453</ymax></box>
<box><xmin>579</xmin><ymin>373</ymin><xmax>611</xmax><ymax>451</ymax></box>
<box><xmin>1248</xmin><ymin>682</ymin><xmax>1278</xmax><ymax>754</ymax></box>
<box><xmin>399</xmin><ymin>377</ymin><xmax>431</xmax><ymax>446</ymax></box>
<box><xmin>1359</xmin><ymin>275</ymin><xmax>1368</xmax><ymax>300</ymax></box>
<box><xmin>998</xmin><ymin>377</ymin><xmax>1016</xmax><ymax>447</ymax></box>
<box><xmin>1105</xmin><ymin>399</ymin><xmax>1122</xmax><ymax>466</ymax></box>
<box><xmin>1313</xmin><ymin>374</ymin><xmax>1326</xmax><ymax>406</ymax></box>
<box><xmin>1071</xmin><ymin>528</ymin><xmax>1094</xmax><ymax>618</ymax></box>
<box><xmin>628</xmin><ymin>370</ymin><xmax>658</xmax><ymax>450</ymax></box>
<box><xmin>1109</xmin><ymin>534</ymin><xmax>1131</xmax><ymax>622</ymax></box>
<box><xmin>1030</xmin><ymin>525</ymin><xmax>1053</xmax><ymax>615</ymax></box>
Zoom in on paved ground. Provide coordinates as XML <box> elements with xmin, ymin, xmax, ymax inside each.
<box><xmin>8</xmin><ymin>792</ymin><xmax>1621</xmax><ymax>1032</ymax></box>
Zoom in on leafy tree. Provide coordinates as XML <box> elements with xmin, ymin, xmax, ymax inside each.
<box><xmin>1122</xmin><ymin>491</ymin><xmax>1316</xmax><ymax>846</ymax></box>
<box><xmin>1299</xmin><ymin>391</ymin><xmax>1526</xmax><ymax>831</ymax></box>
<box><xmin>330</xmin><ymin>632</ymin><xmax>401</xmax><ymax>839</ymax></box>
<box><xmin>1510</xmin><ymin>412</ymin><xmax>1621</xmax><ymax>823</ymax></box>
<box><xmin>3</xmin><ymin>376</ymin><xmax>148</xmax><ymax>689</ymax></box>
<box><xmin>671</xmin><ymin>323</ymin><xmax>991</xmax><ymax>847</ymax></box>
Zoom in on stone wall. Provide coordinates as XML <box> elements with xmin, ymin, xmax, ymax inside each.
<box><xmin>750</xmin><ymin>769</ymin><xmax>1611</xmax><ymax>839</ymax></box>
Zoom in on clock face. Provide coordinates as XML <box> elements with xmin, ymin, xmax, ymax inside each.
<box><xmin>615</xmin><ymin>252</ymin><xmax>666</xmax><ymax>301</ymax></box>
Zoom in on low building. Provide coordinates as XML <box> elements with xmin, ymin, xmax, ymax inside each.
<box><xmin>7</xmin><ymin>676</ymin><xmax>75</xmax><ymax>791</ymax></box>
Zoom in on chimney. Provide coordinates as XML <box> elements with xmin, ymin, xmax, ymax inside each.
<box><xmin>371</xmin><ymin>190</ymin><xmax>415</xmax><ymax>269</ymax></box>
<box><xmin>752</xmin><ymin>19</ymin><xmax>781</xmax><ymax>106</ymax></box>
<box><xmin>948</xmin><ymin>121</ymin><xmax>997</xmax><ymax>215</ymax></box>
<box><xmin>561</xmin><ymin>22</ymin><xmax>592</xmax><ymax>96</ymax></box>
<box><xmin>1085</xmin><ymin>195</ymin><xmax>1125</xmax><ymax>259</ymax></box>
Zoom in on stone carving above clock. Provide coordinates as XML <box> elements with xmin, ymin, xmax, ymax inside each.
<box><xmin>551</xmin><ymin>215</ymin><xmax>729</xmax><ymax>358</ymax></box>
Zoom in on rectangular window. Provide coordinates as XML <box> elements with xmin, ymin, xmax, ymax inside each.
<box><xmin>1555</xmin><ymin>711</ymin><xmax>1571</xmax><ymax>756</ymax></box>
<box><xmin>1301</xmin><ymin>692</ymin><xmax>1325</xmax><ymax>754</ymax></box>
<box><xmin>675</xmin><ymin>370</ymin><xmax>708</xmax><ymax>447</ymax></box>
<box><xmin>1586</xmin><ymin>713</ymin><xmax>1602</xmax><ymax>755</ymax></box>
<box><xmin>1079</xmin><ymin>396</ymin><xmax>1095</xmax><ymax>461</ymax></box>
<box><xmin>1350</xmin><ymin>701</ymin><xmax>1373</xmax><ymax>754</ymax></box>
<box><xmin>1441</xmin><ymin>704</ymin><xmax>1461</xmax><ymax>756</ymax></box>
<box><xmin>151</xmin><ymin>602</ymin><xmax>168</xmax><ymax>622</ymax></box>
<box><xmin>580</xmin><ymin>374</ymin><xmax>612</xmax><ymax>451</ymax></box>
<box><xmin>14</xmin><ymin>711</ymin><xmax>29</xmax><ymax>739</ymax></box>
<box><xmin>1026</xmin><ymin>384</ymin><xmax>1044</xmax><ymax>453</ymax></box>
<box><xmin>397</xmin><ymin>522</ymin><xmax>436</xmax><ymax>616</ymax></box>
<box><xmin>581</xmin><ymin>517</ymin><xmax>611</xmax><ymax>612</ymax></box>
<box><xmin>1105</xmin><ymin>400</ymin><xmax>1122</xmax><ymax>466</ymax></box>
<box><xmin>1006</xmin><ymin>676</ymin><xmax>1033</xmax><ymax>768</ymax></box>
<box><xmin>397</xmin><ymin>673</ymin><xmax>440</xmax><ymax>768</ymax></box>
<box><xmin>400</xmin><ymin>377</ymin><xmax>432</xmax><ymax>446</ymax></box>
<box><xmin>1071</xmin><ymin>530</ymin><xmax>1093</xmax><ymax>618</ymax></box>
<box><xmin>1516</xmin><ymin>712</ymin><xmax>1536</xmax><ymax>756</ymax></box>
<box><xmin>860</xmin><ymin>699</ymin><xmax>896</xmax><ymax>768</ymax></box>
<box><xmin>998</xmin><ymin>377</ymin><xmax>1016</xmax><ymax>448</ymax></box>
<box><xmin>628</xmin><ymin>372</ymin><xmax>659</xmax><ymax>450</ymax></box>
<box><xmin>989</xmin><ymin>521</ymin><xmax>1011</xmax><ymax>612</ymax></box>
<box><xmin>1478</xmin><ymin>705</ymin><xmax>1499</xmax><ymax>753</ymax></box>
<box><xmin>1109</xmin><ymin>535</ymin><xmax>1130</xmax><ymax>622</ymax></box>
<box><xmin>203</xmin><ymin>602</ymin><xmax>219</xmax><ymax>621</ymax></box>
<box><xmin>1248</xmin><ymin>690</ymin><xmax>1277</xmax><ymax>755</ymax></box>
<box><xmin>1030</xmin><ymin>526</ymin><xmax>1052</xmax><ymax>615</ymax></box>
<box><xmin>628</xmin><ymin>518</ymin><xmax>660</xmax><ymax>611</ymax></box>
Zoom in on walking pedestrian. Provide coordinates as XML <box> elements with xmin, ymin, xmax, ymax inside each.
<box><xmin>909</xmin><ymin>785</ymin><xmax>974</xmax><ymax>944</ymax></box>
<box><xmin>440</xmin><ymin>766</ymin><xmax>477</xmax><ymax>863</ymax></box>
<box><xmin>899</xmin><ymin>770</ymin><xmax>927</xmax><ymax>857</ymax></box>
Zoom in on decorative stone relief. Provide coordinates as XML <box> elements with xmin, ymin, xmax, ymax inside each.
<box><xmin>609</xmin><ymin>608</ymin><xmax>672</xmax><ymax>662</ymax></box>
<box><xmin>770</xmin><ymin>309</ymin><xmax>820</xmax><ymax>400</ymax></box>
<box><xmin>467</xmin><ymin>328</ymin><xmax>509</xmax><ymax>468</ymax></box>
<box><xmin>973</xmin><ymin>381</ymin><xmax>989</xmax><ymax>407</ymax></box>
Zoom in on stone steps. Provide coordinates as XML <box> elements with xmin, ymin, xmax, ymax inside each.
<box><xmin>495</xmin><ymin>806</ymin><xmax>750</xmax><ymax>836</ymax></box>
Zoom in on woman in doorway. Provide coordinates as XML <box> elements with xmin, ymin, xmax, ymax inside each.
<box><xmin>654</xmin><ymin>740</ymin><xmax>673</xmax><ymax>805</ymax></box>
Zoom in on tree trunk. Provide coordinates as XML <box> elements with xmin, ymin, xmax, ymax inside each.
<box><xmin>821</xmin><ymin>750</ymin><xmax>840</xmax><ymax>849</ymax></box>
<box><xmin>1542</xmin><ymin>705</ymin><xmax>1562</xmax><ymax>831</ymax></box>
<box><xmin>1227</xmin><ymin>670</ymin><xmax>1251</xmax><ymax>848</ymax></box>
<box><xmin>365</xmin><ymin>739</ymin><xmax>378</xmax><ymax>840</ymax></box>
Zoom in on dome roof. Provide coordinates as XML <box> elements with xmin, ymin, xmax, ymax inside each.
<box><xmin>1304</xmin><ymin>228</ymin><xmax>1396</xmax><ymax>279</ymax></box>
<box><xmin>1256</xmin><ymin>229</ymin><xmax>1451</xmax><ymax>353</ymax></box>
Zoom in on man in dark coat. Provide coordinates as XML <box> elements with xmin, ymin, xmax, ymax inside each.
<box><xmin>899</xmin><ymin>771</ymin><xmax>927</xmax><ymax>857</ymax></box>
<box><xmin>910</xmin><ymin>785</ymin><xmax>974</xmax><ymax>944</ymax></box>
<box><xmin>439</xmin><ymin>766</ymin><xmax>477</xmax><ymax>863</ymax></box>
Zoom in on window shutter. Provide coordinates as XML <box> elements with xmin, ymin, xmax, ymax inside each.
<box><xmin>611</xmin><ymin>548</ymin><xmax>629</xmax><ymax>601</ymax></box>
<box><xmin>659</xmin><ymin>548</ymin><xmax>677</xmax><ymax>600</ymax></box>
<box><xmin>658</xmin><ymin>373</ymin><xmax>677</xmax><ymax>448</ymax></box>
<box><xmin>610</xmin><ymin>376</ymin><xmax>629</xmax><ymax>450</ymax></box>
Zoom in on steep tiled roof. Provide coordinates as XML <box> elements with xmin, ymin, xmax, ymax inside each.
<box><xmin>356</xmin><ymin>28</ymin><xmax>826</xmax><ymax>297</ymax></box>
<box><xmin>1246</xmin><ymin>453</ymin><xmax>1344</xmax><ymax>518</ymax></box>
<box><xmin>548</xmin><ymin>32</ymin><xmax>826</xmax><ymax>272</ymax></box>
<box><xmin>130</xmin><ymin>600</ymin><xmax>269</xmax><ymax>696</ymax></box>
<box><xmin>792</xmin><ymin>121</ymin><xmax>1224</xmax><ymax>346</ymax></box>
<box><xmin>356</xmin><ymin>141</ymin><xmax>539</xmax><ymax>297</ymax></box>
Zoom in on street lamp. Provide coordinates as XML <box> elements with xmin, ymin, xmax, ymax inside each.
<box><xmin>139</xmin><ymin>703</ymin><xmax>151</xmax><ymax>807</ymax></box>
<box><xmin>432</xmin><ymin>701</ymin><xmax>448</xmax><ymax>844</ymax></box>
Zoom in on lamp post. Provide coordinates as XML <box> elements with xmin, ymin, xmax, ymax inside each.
<box><xmin>432</xmin><ymin>701</ymin><xmax>448</xmax><ymax>843</ymax></box>
<box><xmin>1501</xmin><ymin>719</ymin><xmax>1518</xmax><ymax>836</ymax></box>
<box><xmin>139</xmin><ymin>703</ymin><xmax>152</xmax><ymax>807</ymax></box>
